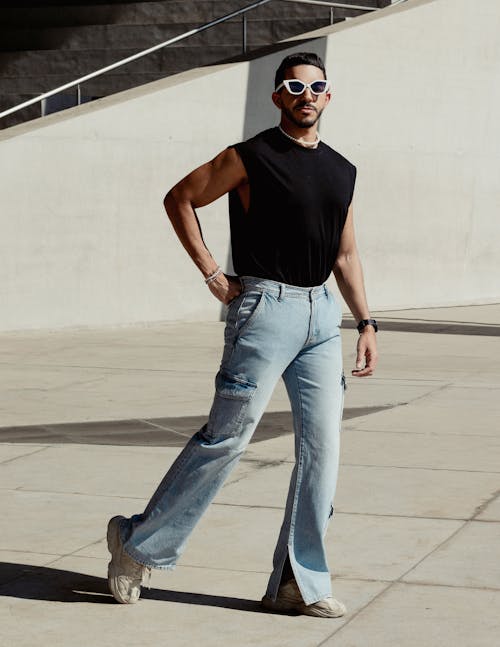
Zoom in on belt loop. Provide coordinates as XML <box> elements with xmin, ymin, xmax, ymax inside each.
<box><xmin>278</xmin><ymin>284</ymin><xmax>284</xmax><ymax>302</ymax></box>
<box><xmin>324</xmin><ymin>284</ymin><xmax>329</xmax><ymax>297</ymax></box>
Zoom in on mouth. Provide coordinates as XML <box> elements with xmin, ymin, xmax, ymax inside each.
<box><xmin>296</xmin><ymin>104</ymin><xmax>317</xmax><ymax>115</ymax></box>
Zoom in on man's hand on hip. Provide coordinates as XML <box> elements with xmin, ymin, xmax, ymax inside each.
<box><xmin>208</xmin><ymin>273</ymin><xmax>242</xmax><ymax>305</ymax></box>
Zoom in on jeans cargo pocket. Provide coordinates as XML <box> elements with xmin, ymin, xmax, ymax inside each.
<box><xmin>205</xmin><ymin>370</ymin><xmax>257</xmax><ymax>442</ymax></box>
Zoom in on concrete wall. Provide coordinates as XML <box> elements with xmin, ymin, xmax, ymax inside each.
<box><xmin>1</xmin><ymin>0</ymin><xmax>499</xmax><ymax>331</ymax></box>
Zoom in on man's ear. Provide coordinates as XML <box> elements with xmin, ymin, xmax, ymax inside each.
<box><xmin>271</xmin><ymin>91</ymin><xmax>282</xmax><ymax>109</ymax></box>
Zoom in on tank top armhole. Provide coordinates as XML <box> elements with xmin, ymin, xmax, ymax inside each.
<box><xmin>228</xmin><ymin>143</ymin><xmax>252</xmax><ymax>215</ymax></box>
<box><xmin>348</xmin><ymin>164</ymin><xmax>357</xmax><ymax>207</ymax></box>
<box><xmin>228</xmin><ymin>143</ymin><xmax>252</xmax><ymax>181</ymax></box>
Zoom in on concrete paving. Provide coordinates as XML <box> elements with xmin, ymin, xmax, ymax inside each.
<box><xmin>1</xmin><ymin>304</ymin><xmax>499</xmax><ymax>647</ymax></box>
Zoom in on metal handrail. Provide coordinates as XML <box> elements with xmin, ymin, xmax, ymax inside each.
<box><xmin>282</xmin><ymin>1</ymin><xmax>377</xmax><ymax>8</ymax></box>
<box><xmin>0</xmin><ymin>0</ymin><xmax>395</xmax><ymax>122</ymax></box>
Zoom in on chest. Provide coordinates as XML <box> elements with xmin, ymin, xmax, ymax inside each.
<box><xmin>252</xmin><ymin>151</ymin><xmax>351</xmax><ymax>216</ymax></box>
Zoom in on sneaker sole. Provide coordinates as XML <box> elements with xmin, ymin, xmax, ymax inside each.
<box><xmin>301</xmin><ymin>601</ymin><xmax>347</xmax><ymax>618</ymax></box>
<box><xmin>261</xmin><ymin>594</ymin><xmax>346</xmax><ymax>618</ymax></box>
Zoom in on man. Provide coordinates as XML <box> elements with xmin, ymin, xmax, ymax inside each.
<box><xmin>107</xmin><ymin>52</ymin><xmax>378</xmax><ymax>618</ymax></box>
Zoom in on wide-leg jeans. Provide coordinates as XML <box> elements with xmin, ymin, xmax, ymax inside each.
<box><xmin>119</xmin><ymin>276</ymin><xmax>345</xmax><ymax>605</ymax></box>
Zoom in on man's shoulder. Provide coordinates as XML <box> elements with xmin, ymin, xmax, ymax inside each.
<box><xmin>320</xmin><ymin>140</ymin><xmax>356</xmax><ymax>173</ymax></box>
<box><xmin>232</xmin><ymin>127</ymin><xmax>277</xmax><ymax>151</ymax></box>
<box><xmin>229</xmin><ymin>128</ymin><xmax>278</xmax><ymax>169</ymax></box>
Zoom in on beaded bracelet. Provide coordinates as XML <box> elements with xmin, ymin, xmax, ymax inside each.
<box><xmin>205</xmin><ymin>267</ymin><xmax>223</xmax><ymax>285</ymax></box>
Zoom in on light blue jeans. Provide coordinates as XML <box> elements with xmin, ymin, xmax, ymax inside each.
<box><xmin>120</xmin><ymin>276</ymin><xmax>345</xmax><ymax>605</ymax></box>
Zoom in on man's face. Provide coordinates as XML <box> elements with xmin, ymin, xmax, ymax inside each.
<box><xmin>272</xmin><ymin>64</ymin><xmax>331</xmax><ymax>129</ymax></box>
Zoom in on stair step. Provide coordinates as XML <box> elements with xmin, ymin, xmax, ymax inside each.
<box><xmin>0</xmin><ymin>17</ymin><xmax>332</xmax><ymax>52</ymax></box>
<box><xmin>1</xmin><ymin>0</ymin><xmax>374</xmax><ymax>28</ymax></box>
<box><xmin>0</xmin><ymin>45</ymin><xmax>251</xmax><ymax>77</ymax></box>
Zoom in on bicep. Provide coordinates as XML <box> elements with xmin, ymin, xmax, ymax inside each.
<box><xmin>168</xmin><ymin>147</ymin><xmax>247</xmax><ymax>208</ymax></box>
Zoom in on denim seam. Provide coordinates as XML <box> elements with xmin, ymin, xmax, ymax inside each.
<box><xmin>286</xmin><ymin>360</ymin><xmax>308</xmax><ymax>601</ymax></box>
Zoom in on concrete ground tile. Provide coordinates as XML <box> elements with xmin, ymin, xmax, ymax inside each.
<box><xmin>342</xmin><ymin>378</ymin><xmax>441</xmax><ymax>410</ymax></box>
<box><xmin>476</xmin><ymin>492</ymin><xmax>500</xmax><ymax>521</ymax></box>
<box><xmin>402</xmin><ymin>520</ymin><xmax>500</xmax><ymax>589</ymax></box>
<box><xmin>30</xmin><ymin>338</ymin><xmax>220</xmax><ymax>372</ymax></box>
<box><xmin>336</xmin><ymin>465</ymin><xmax>500</xmax><ymax>519</ymax></box>
<box><xmin>0</xmin><ymin>490</ymin><xmax>145</xmax><ymax>555</ymax></box>
<box><xmin>358</xmin><ymin>358</ymin><xmax>491</xmax><ymax>383</ymax></box>
<box><xmin>349</xmin><ymin>394</ymin><xmax>500</xmax><ymax>436</ymax></box>
<box><xmin>447</xmin><ymin>370</ymin><xmax>500</xmax><ymax>388</ymax></box>
<box><xmin>217</xmin><ymin>461</ymin><xmax>500</xmax><ymax>519</ymax></box>
<box><xmin>0</xmin><ymin>444</ymin><xmax>47</xmax><ymax>463</ymax></box>
<box><xmin>327</xmin><ymin>513</ymin><xmax>462</xmax><ymax>581</ymax></box>
<box><xmin>0</xmin><ymin>444</ymin><xmax>180</xmax><ymax>498</ymax></box>
<box><xmin>0</xmin><ymin>322</ymin><xmax>224</xmax><ymax>364</ymax></box>
<box><xmin>417</xmin><ymin>384</ymin><xmax>500</xmax><ymax>410</ymax></box>
<box><xmin>341</xmin><ymin>429</ymin><xmax>500</xmax><ymax>472</ymax></box>
<box><xmin>320</xmin><ymin>583</ymin><xmax>500</xmax><ymax>647</ymax></box>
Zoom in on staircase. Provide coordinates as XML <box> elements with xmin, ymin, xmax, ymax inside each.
<box><xmin>0</xmin><ymin>0</ymin><xmax>391</xmax><ymax>128</ymax></box>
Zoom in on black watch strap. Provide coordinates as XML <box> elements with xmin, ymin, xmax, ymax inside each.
<box><xmin>357</xmin><ymin>318</ymin><xmax>378</xmax><ymax>333</ymax></box>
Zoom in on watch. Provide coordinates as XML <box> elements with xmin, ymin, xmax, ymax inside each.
<box><xmin>357</xmin><ymin>318</ymin><xmax>378</xmax><ymax>333</ymax></box>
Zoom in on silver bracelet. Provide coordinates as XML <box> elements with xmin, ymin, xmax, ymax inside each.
<box><xmin>205</xmin><ymin>267</ymin><xmax>223</xmax><ymax>285</ymax></box>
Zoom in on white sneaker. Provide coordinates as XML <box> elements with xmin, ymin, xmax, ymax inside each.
<box><xmin>262</xmin><ymin>578</ymin><xmax>346</xmax><ymax>618</ymax></box>
<box><xmin>107</xmin><ymin>515</ymin><xmax>149</xmax><ymax>604</ymax></box>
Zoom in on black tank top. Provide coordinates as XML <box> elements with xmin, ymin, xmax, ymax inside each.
<box><xmin>229</xmin><ymin>127</ymin><xmax>356</xmax><ymax>287</ymax></box>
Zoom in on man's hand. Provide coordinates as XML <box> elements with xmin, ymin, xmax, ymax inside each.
<box><xmin>207</xmin><ymin>273</ymin><xmax>242</xmax><ymax>305</ymax></box>
<box><xmin>352</xmin><ymin>328</ymin><xmax>378</xmax><ymax>377</ymax></box>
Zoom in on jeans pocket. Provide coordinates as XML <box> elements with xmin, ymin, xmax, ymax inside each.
<box><xmin>205</xmin><ymin>370</ymin><xmax>257</xmax><ymax>441</ymax></box>
<box><xmin>234</xmin><ymin>291</ymin><xmax>265</xmax><ymax>336</ymax></box>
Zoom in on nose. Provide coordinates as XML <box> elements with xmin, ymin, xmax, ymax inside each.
<box><xmin>302</xmin><ymin>86</ymin><xmax>316</xmax><ymax>102</ymax></box>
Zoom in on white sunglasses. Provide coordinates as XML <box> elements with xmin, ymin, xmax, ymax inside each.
<box><xmin>275</xmin><ymin>79</ymin><xmax>331</xmax><ymax>95</ymax></box>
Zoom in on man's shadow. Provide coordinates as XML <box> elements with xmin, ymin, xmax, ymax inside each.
<box><xmin>0</xmin><ymin>562</ymin><xmax>266</xmax><ymax>612</ymax></box>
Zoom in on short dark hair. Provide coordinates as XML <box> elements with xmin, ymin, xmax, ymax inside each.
<box><xmin>274</xmin><ymin>52</ymin><xmax>326</xmax><ymax>90</ymax></box>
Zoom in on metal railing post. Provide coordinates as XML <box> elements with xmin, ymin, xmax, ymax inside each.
<box><xmin>243</xmin><ymin>14</ymin><xmax>248</xmax><ymax>53</ymax></box>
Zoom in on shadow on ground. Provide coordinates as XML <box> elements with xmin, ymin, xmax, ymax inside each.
<box><xmin>0</xmin><ymin>562</ymin><xmax>266</xmax><ymax>612</ymax></box>
<box><xmin>0</xmin><ymin>405</ymin><xmax>398</xmax><ymax>446</ymax></box>
<box><xmin>342</xmin><ymin>317</ymin><xmax>500</xmax><ymax>336</ymax></box>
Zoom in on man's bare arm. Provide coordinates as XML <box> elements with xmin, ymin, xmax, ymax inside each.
<box><xmin>333</xmin><ymin>203</ymin><xmax>378</xmax><ymax>377</ymax></box>
<box><xmin>163</xmin><ymin>147</ymin><xmax>247</xmax><ymax>304</ymax></box>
